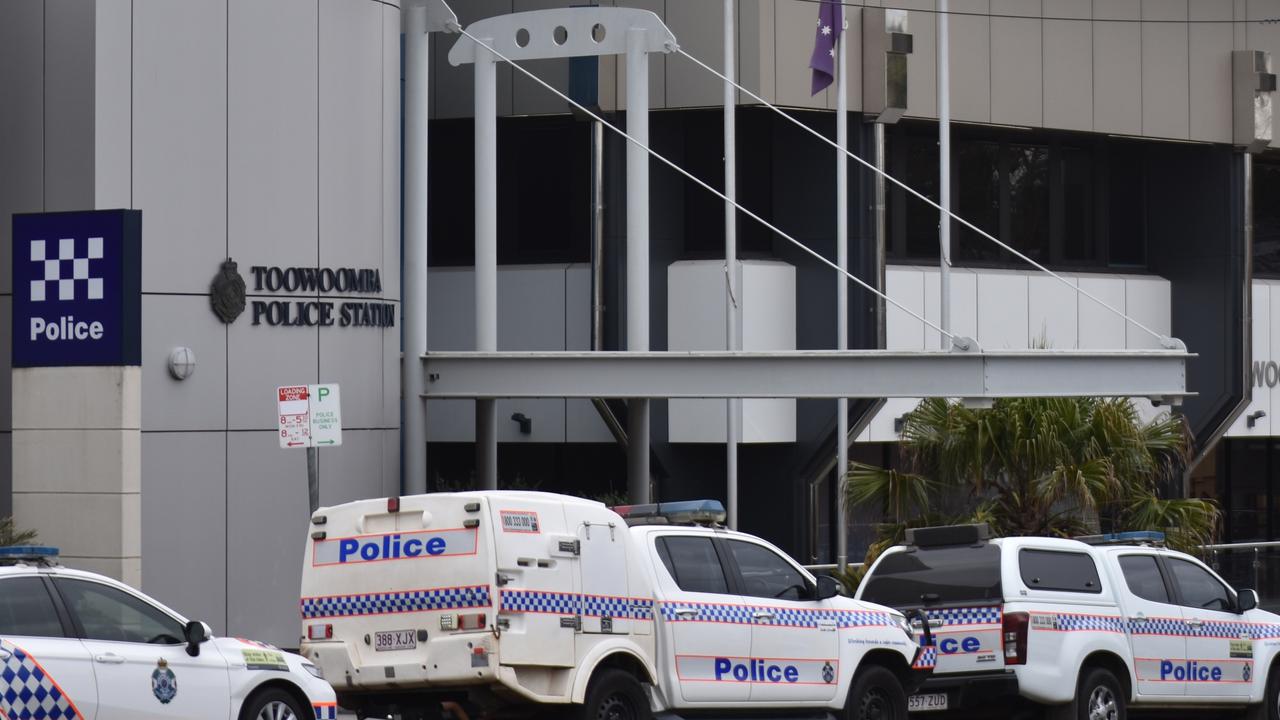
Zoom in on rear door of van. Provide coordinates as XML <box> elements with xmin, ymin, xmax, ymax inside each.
<box><xmin>858</xmin><ymin>543</ymin><xmax>1006</xmax><ymax>675</ymax></box>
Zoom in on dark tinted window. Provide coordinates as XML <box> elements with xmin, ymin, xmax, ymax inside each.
<box><xmin>54</xmin><ymin>579</ymin><xmax>185</xmax><ymax>644</ymax></box>
<box><xmin>0</xmin><ymin>577</ymin><xmax>64</xmax><ymax>637</ymax></box>
<box><xmin>726</xmin><ymin>540</ymin><xmax>810</xmax><ymax>601</ymax></box>
<box><xmin>1119</xmin><ymin>554</ymin><xmax>1170</xmax><ymax>603</ymax></box>
<box><xmin>1019</xmin><ymin>549</ymin><xmax>1102</xmax><ymax>593</ymax></box>
<box><xmin>860</xmin><ymin>544</ymin><xmax>1003</xmax><ymax>608</ymax></box>
<box><xmin>656</xmin><ymin>537</ymin><xmax>730</xmax><ymax>595</ymax></box>
<box><xmin>1257</xmin><ymin>161</ymin><xmax>1280</xmax><ymax>275</ymax></box>
<box><xmin>1167</xmin><ymin>558</ymin><xmax>1233</xmax><ymax>612</ymax></box>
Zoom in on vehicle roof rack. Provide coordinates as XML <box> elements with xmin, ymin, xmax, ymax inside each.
<box><xmin>611</xmin><ymin>500</ymin><xmax>727</xmax><ymax>527</ymax></box>
<box><xmin>1074</xmin><ymin>531</ymin><xmax>1166</xmax><ymax>547</ymax></box>
<box><xmin>905</xmin><ymin>523</ymin><xmax>990</xmax><ymax>548</ymax></box>
<box><xmin>0</xmin><ymin>546</ymin><xmax>61</xmax><ymax>567</ymax></box>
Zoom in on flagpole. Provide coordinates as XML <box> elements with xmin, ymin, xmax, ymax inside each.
<box><xmin>835</xmin><ymin>4</ymin><xmax>849</xmax><ymax>571</ymax></box>
<box><xmin>939</xmin><ymin>0</ymin><xmax>952</xmax><ymax>349</ymax></box>
<box><xmin>724</xmin><ymin>0</ymin><xmax>740</xmax><ymax>531</ymax></box>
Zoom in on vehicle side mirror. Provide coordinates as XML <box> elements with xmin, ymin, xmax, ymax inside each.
<box><xmin>1237</xmin><ymin>589</ymin><xmax>1259</xmax><ymax>613</ymax></box>
<box><xmin>816</xmin><ymin>575</ymin><xmax>840</xmax><ymax>601</ymax></box>
<box><xmin>184</xmin><ymin>620</ymin><xmax>209</xmax><ymax>657</ymax></box>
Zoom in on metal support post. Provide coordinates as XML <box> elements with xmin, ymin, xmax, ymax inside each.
<box><xmin>475</xmin><ymin>41</ymin><xmax>499</xmax><ymax>490</ymax></box>
<box><xmin>403</xmin><ymin>4</ymin><xmax>430</xmax><ymax>495</ymax></box>
<box><xmin>724</xmin><ymin>0</ymin><xmax>740</xmax><ymax>529</ymax></box>
<box><xmin>626</xmin><ymin>28</ymin><xmax>651</xmax><ymax>504</ymax></box>
<box><xmin>835</xmin><ymin>19</ymin><xmax>850</xmax><ymax>569</ymax></box>
<box><xmin>874</xmin><ymin>122</ymin><xmax>887</xmax><ymax>350</ymax></box>
<box><xmin>938</xmin><ymin>0</ymin><xmax>951</xmax><ymax>349</ymax></box>
<box><xmin>306</xmin><ymin>447</ymin><xmax>320</xmax><ymax>513</ymax></box>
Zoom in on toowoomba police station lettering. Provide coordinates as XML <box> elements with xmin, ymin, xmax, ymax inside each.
<box><xmin>249</xmin><ymin>265</ymin><xmax>395</xmax><ymax>328</ymax></box>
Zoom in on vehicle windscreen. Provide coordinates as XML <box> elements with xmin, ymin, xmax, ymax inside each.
<box><xmin>860</xmin><ymin>544</ymin><xmax>1003</xmax><ymax>608</ymax></box>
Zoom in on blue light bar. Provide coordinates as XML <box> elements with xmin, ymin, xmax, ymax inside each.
<box><xmin>0</xmin><ymin>546</ymin><xmax>60</xmax><ymax>561</ymax></box>
<box><xmin>1075</xmin><ymin>531</ymin><xmax>1165</xmax><ymax>546</ymax></box>
<box><xmin>612</xmin><ymin>500</ymin><xmax>727</xmax><ymax>526</ymax></box>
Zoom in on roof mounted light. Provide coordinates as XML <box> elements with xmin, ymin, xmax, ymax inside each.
<box><xmin>905</xmin><ymin>524</ymin><xmax>990</xmax><ymax>548</ymax></box>
<box><xmin>0</xmin><ymin>546</ymin><xmax>60</xmax><ymax>565</ymax></box>
<box><xmin>611</xmin><ymin>500</ymin><xmax>727</xmax><ymax>527</ymax></box>
<box><xmin>1075</xmin><ymin>531</ymin><xmax>1166</xmax><ymax>547</ymax></box>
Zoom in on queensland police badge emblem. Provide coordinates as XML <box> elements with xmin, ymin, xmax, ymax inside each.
<box><xmin>822</xmin><ymin>661</ymin><xmax>836</xmax><ymax>684</ymax></box>
<box><xmin>152</xmin><ymin>658</ymin><xmax>178</xmax><ymax>704</ymax></box>
<box><xmin>209</xmin><ymin>257</ymin><xmax>247</xmax><ymax>324</ymax></box>
<box><xmin>1244</xmin><ymin>664</ymin><xmax>1253</xmax><ymax>683</ymax></box>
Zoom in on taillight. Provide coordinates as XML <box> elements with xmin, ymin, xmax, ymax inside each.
<box><xmin>1003</xmin><ymin>612</ymin><xmax>1029</xmax><ymax>665</ymax></box>
<box><xmin>457</xmin><ymin>613</ymin><xmax>487</xmax><ymax>631</ymax></box>
<box><xmin>307</xmin><ymin>624</ymin><xmax>333</xmax><ymax>641</ymax></box>
<box><xmin>387</xmin><ymin>497</ymin><xmax>401</xmax><ymax>513</ymax></box>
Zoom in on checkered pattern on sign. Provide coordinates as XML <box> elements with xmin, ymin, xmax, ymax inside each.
<box><xmin>300</xmin><ymin>585</ymin><xmax>490</xmax><ymax>619</ymax></box>
<box><xmin>922</xmin><ymin>606</ymin><xmax>1001</xmax><ymax>627</ymax></box>
<box><xmin>0</xmin><ymin>639</ymin><xmax>83</xmax><ymax>720</ymax></box>
<box><xmin>1055</xmin><ymin>614</ymin><xmax>1125</xmax><ymax>633</ymax></box>
<box><xmin>313</xmin><ymin>703</ymin><xmax>338</xmax><ymax>720</ymax></box>
<box><xmin>28</xmin><ymin>238</ymin><xmax>104</xmax><ymax>303</ymax></box>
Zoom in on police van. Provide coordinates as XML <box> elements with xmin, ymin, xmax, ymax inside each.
<box><xmin>299</xmin><ymin>491</ymin><xmax>932</xmax><ymax>719</ymax></box>
<box><xmin>855</xmin><ymin>524</ymin><xmax>1280</xmax><ymax>719</ymax></box>
<box><xmin>0</xmin><ymin>545</ymin><xmax>337</xmax><ymax>719</ymax></box>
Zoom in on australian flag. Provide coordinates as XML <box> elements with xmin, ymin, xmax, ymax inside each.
<box><xmin>809</xmin><ymin>0</ymin><xmax>843</xmax><ymax>95</ymax></box>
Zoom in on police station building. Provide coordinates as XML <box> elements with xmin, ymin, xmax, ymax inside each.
<box><xmin>1</xmin><ymin>1</ymin><xmax>1279</xmax><ymax>648</ymax></box>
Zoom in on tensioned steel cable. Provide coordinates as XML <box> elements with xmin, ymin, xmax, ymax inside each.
<box><xmin>786</xmin><ymin>0</ymin><xmax>1279</xmax><ymax>26</ymax></box>
<box><xmin>453</xmin><ymin>25</ymin><xmax>964</xmax><ymax>347</ymax></box>
<box><xmin>675</xmin><ymin>47</ymin><xmax>1176</xmax><ymax>346</ymax></box>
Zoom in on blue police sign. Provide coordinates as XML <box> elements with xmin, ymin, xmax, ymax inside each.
<box><xmin>12</xmin><ymin>210</ymin><xmax>141</xmax><ymax>367</ymax></box>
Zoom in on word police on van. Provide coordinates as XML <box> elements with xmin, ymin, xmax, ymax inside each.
<box><xmin>856</xmin><ymin>524</ymin><xmax>1280</xmax><ymax>718</ymax></box>
<box><xmin>299</xmin><ymin>492</ymin><xmax>934</xmax><ymax>720</ymax></box>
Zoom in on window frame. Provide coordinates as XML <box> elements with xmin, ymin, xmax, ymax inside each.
<box><xmin>1116</xmin><ymin>552</ymin><xmax>1177</xmax><ymax>606</ymax></box>
<box><xmin>0</xmin><ymin>575</ymin><xmax>76</xmax><ymax>639</ymax></box>
<box><xmin>51</xmin><ymin>576</ymin><xmax>187</xmax><ymax>646</ymax></box>
<box><xmin>1017</xmin><ymin>548</ymin><xmax>1104</xmax><ymax>594</ymax></box>
<box><xmin>1161</xmin><ymin>556</ymin><xmax>1237</xmax><ymax>614</ymax></box>
<box><xmin>718</xmin><ymin>537</ymin><xmax>816</xmax><ymax>603</ymax></box>
<box><xmin>652</xmin><ymin>534</ymin><xmax>738</xmax><ymax>597</ymax></box>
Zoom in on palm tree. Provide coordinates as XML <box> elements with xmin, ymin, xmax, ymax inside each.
<box><xmin>0</xmin><ymin>516</ymin><xmax>37</xmax><ymax>547</ymax></box>
<box><xmin>846</xmin><ymin>397</ymin><xmax>1218</xmax><ymax>562</ymax></box>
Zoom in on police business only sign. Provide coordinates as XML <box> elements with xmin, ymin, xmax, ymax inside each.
<box><xmin>12</xmin><ymin>210</ymin><xmax>142</xmax><ymax>367</ymax></box>
<box><xmin>277</xmin><ymin>384</ymin><xmax>343</xmax><ymax>449</ymax></box>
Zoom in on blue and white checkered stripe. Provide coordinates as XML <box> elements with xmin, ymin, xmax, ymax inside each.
<box><xmin>1127</xmin><ymin>616</ymin><xmax>1186</xmax><ymax>636</ymax></box>
<box><xmin>659</xmin><ymin>603</ymin><xmax>895</xmax><ymax>629</ymax></box>
<box><xmin>1055</xmin><ymin>614</ymin><xmax>1125</xmax><ymax>633</ymax></box>
<box><xmin>501</xmin><ymin>591</ymin><xmax>654</xmax><ymax>620</ymax></box>
<box><xmin>912</xmin><ymin>646</ymin><xmax>938</xmax><ymax>670</ymax></box>
<box><xmin>660</xmin><ymin>602</ymin><xmax>756</xmax><ymax>625</ymax></box>
<box><xmin>300</xmin><ymin>585</ymin><xmax>490</xmax><ymax>619</ymax></box>
<box><xmin>0</xmin><ymin>639</ymin><xmax>83</xmax><ymax>720</ymax></box>
<box><xmin>312</xmin><ymin>704</ymin><xmax>338</xmax><ymax>720</ymax></box>
<box><xmin>924</xmin><ymin>606</ymin><xmax>1001</xmax><ymax>627</ymax></box>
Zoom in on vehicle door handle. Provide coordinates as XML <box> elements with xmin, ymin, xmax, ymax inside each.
<box><xmin>1184</xmin><ymin>618</ymin><xmax>1204</xmax><ymax>627</ymax></box>
<box><xmin>94</xmin><ymin>653</ymin><xmax>125</xmax><ymax>664</ymax></box>
<box><xmin>1128</xmin><ymin>615</ymin><xmax>1148</xmax><ymax>623</ymax></box>
<box><xmin>675</xmin><ymin>608</ymin><xmax>700</xmax><ymax>619</ymax></box>
<box><xmin>752</xmin><ymin>611</ymin><xmax>776</xmax><ymax>621</ymax></box>
<box><xmin>0</xmin><ymin>649</ymin><xmax>10</xmax><ymax>661</ymax></box>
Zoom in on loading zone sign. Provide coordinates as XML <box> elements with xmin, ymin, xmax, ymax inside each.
<box><xmin>277</xmin><ymin>384</ymin><xmax>342</xmax><ymax>449</ymax></box>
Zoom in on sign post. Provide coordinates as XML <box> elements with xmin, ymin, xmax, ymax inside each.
<box><xmin>277</xmin><ymin>384</ymin><xmax>342</xmax><ymax>512</ymax></box>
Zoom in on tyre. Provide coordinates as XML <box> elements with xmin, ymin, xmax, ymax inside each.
<box><xmin>844</xmin><ymin>665</ymin><xmax>907</xmax><ymax>720</ymax></box>
<box><xmin>577</xmin><ymin>668</ymin><xmax>651</xmax><ymax>720</ymax></box>
<box><xmin>1074</xmin><ymin>667</ymin><xmax>1125</xmax><ymax>720</ymax></box>
<box><xmin>241</xmin><ymin>688</ymin><xmax>307</xmax><ymax>720</ymax></box>
<box><xmin>1263</xmin><ymin>663</ymin><xmax>1280</xmax><ymax>720</ymax></box>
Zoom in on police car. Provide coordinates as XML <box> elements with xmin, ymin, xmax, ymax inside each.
<box><xmin>299</xmin><ymin>491</ymin><xmax>932</xmax><ymax>719</ymax></box>
<box><xmin>855</xmin><ymin>524</ymin><xmax>1280</xmax><ymax>719</ymax></box>
<box><xmin>0</xmin><ymin>546</ymin><xmax>337</xmax><ymax>720</ymax></box>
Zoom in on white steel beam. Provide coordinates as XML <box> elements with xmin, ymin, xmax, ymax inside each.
<box><xmin>421</xmin><ymin>348</ymin><xmax>1191</xmax><ymax>402</ymax></box>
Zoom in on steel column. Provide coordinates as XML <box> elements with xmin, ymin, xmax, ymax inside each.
<box><xmin>626</xmin><ymin>28</ymin><xmax>651</xmax><ymax>504</ymax></box>
<box><xmin>475</xmin><ymin>41</ymin><xmax>498</xmax><ymax>490</ymax></box>
<box><xmin>403</xmin><ymin>4</ymin><xmax>430</xmax><ymax>495</ymax></box>
<box><xmin>937</xmin><ymin>0</ymin><xmax>951</xmax><ymax>349</ymax></box>
<box><xmin>835</xmin><ymin>11</ymin><xmax>850</xmax><ymax>570</ymax></box>
<box><xmin>724</xmin><ymin>0</ymin><xmax>740</xmax><ymax>529</ymax></box>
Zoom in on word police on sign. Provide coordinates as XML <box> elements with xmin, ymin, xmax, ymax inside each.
<box><xmin>12</xmin><ymin>210</ymin><xmax>141</xmax><ymax>367</ymax></box>
<box><xmin>277</xmin><ymin>384</ymin><xmax>343</xmax><ymax>449</ymax></box>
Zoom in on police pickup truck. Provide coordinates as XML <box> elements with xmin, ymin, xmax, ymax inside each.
<box><xmin>299</xmin><ymin>491</ymin><xmax>932</xmax><ymax>719</ymax></box>
<box><xmin>855</xmin><ymin>524</ymin><xmax>1280</xmax><ymax>720</ymax></box>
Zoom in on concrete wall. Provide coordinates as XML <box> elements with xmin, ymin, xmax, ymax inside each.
<box><xmin>432</xmin><ymin>1</ymin><xmax>1280</xmax><ymax>148</ymax></box>
<box><xmin>858</xmin><ymin>266</ymin><xmax>1173</xmax><ymax>442</ymax></box>
<box><xmin>0</xmin><ymin>0</ymin><xmax>401</xmax><ymax>648</ymax></box>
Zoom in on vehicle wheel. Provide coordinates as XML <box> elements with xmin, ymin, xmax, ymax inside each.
<box><xmin>1265</xmin><ymin>662</ymin><xmax>1280</xmax><ymax>720</ymax></box>
<box><xmin>1075</xmin><ymin>668</ymin><xmax>1125</xmax><ymax>720</ymax></box>
<box><xmin>844</xmin><ymin>665</ymin><xmax>907</xmax><ymax>720</ymax></box>
<box><xmin>241</xmin><ymin>688</ymin><xmax>306</xmax><ymax>720</ymax></box>
<box><xmin>578</xmin><ymin>668</ymin><xmax>650</xmax><ymax>720</ymax></box>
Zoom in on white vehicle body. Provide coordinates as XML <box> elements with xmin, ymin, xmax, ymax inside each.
<box><xmin>0</xmin><ymin>558</ymin><xmax>336</xmax><ymax>720</ymax></box>
<box><xmin>299</xmin><ymin>491</ymin><xmax>929</xmax><ymax>718</ymax></box>
<box><xmin>856</xmin><ymin>528</ymin><xmax>1280</xmax><ymax>716</ymax></box>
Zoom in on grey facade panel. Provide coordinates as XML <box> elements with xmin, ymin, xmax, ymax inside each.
<box><xmin>140</xmin><ymin>431</ymin><xmax>228</xmax><ymax>635</ymax></box>
<box><xmin>141</xmin><ymin>294</ymin><xmax>228</xmax><ymax>432</ymax></box>
<box><xmin>1244</xmin><ymin>0</ymin><xmax>1280</xmax><ymax>149</ymax></box>
<box><xmin>1043</xmin><ymin>18</ymin><xmax>1093</xmax><ymax>131</ymax></box>
<box><xmin>133</xmin><ymin>0</ymin><xmax>228</xmax><ymax>295</ymax></box>
<box><xmin>227</xmin><ymin>323</ymin><xmax>320</xmax><ymax>431</ymax></box>
<box><xmin>317</xmin><ymin>428</ymin><xmax>385</xmax><ymax>505</ymax></box>
<box><xmin>666</xmin><ymin>0</ymin><xmax>729</xmax><ymax>109</ymax></box>
<box><xmin>44</xmin><ymin>0</ymin><xmax>94</xmax><ymax>214</ymax></box>
<box><xmin>1043</xmin><ymin>0</ymin><xmax>1092</xmax><ymax>18</ymax></box>
<box><xmin>0</xmin><ymin>434</ymin><xmax>10</xmax><ymax>520</ymax></box>
<box><xmin>895</xmin><ymin>0</ymin><xmax>938</xmax><ymax>119</ymax></box>
<box><xmin>432</xmin><ymin>0</ymin><xmax>515</xmax><ymax>119</ymax></box>
<box><xmin>0</xmin><ymin>0</ymin><xmax>43</xmax><ymax>299</ymax></box>
<box><xmin>228</xmin><ymin>0</ymin><xmax>320</xmax><ymax>277</ymax></box>
<box><xmin>1092</xmin><ymin>20</ymin><xmax>1142</xmax><ymax>135</ymax></box>
<box><xmin>990</xmin><ymin>15</ymin><xmax>1043</xmax><ymax>128</ymax></box>
<box><xmin>613</xmin><ymin>0</ymin><xmax>667</xmax><ymax>113</ymax></box>
<box><xmin>949</xmin><ymin>0</ymin><xmax>992</xmax><ymax>124</ymax></box>
<box><xmin>1140</xmin><ymin>3</ymin><xmax>1190</xmax><ymax>140</ymax></box>
<box><xmin>1188</xmin><ymin>12</ymin><xmax>1235</xmax><ymax>143</ymax></box>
